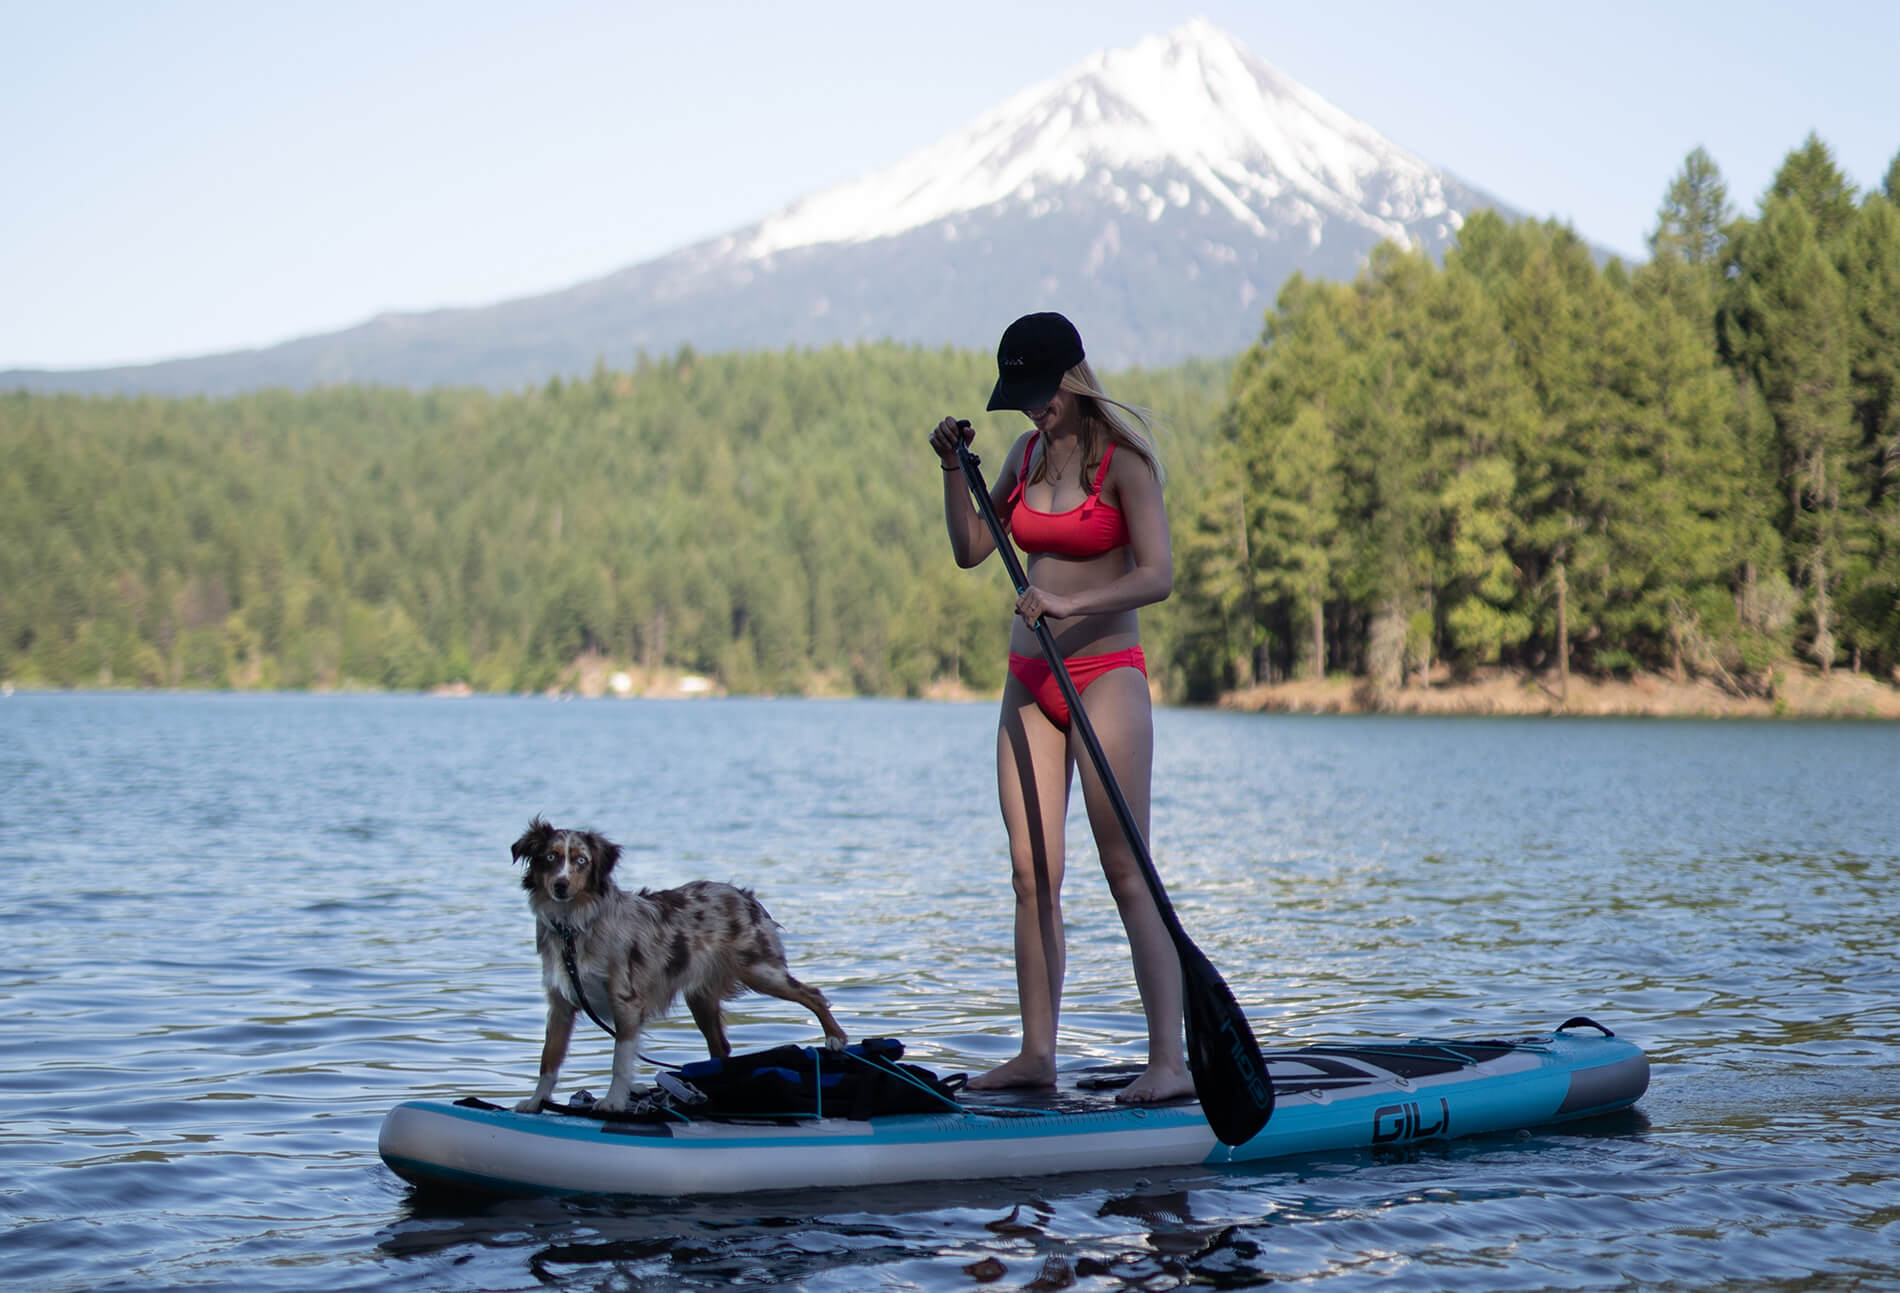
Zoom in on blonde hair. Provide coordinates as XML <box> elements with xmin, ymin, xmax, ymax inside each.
<box><xmin>1026</xmin><ymin>359</ymin><xmax>1165</xmax><ymax>486</ymax></box>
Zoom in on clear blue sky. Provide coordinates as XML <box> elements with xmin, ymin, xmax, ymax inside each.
<box><xmin>5</xmin><ymin>0</ymin><xmax>1896</xmax><ymax>370</ymax></box>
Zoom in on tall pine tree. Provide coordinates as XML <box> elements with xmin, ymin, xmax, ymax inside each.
<box><xmin>1730</xmin><ymin>194</ymin><xmax>1857</xmax><ymax>670</ymax></box>
<box><xmin>1650</xmin><ymin>146</ymin><xmax>1733</xmax><ymax>266</ymax></box>
<box><xmin>1842</xmin><ymin>193</ymin><xmax>1900</xmax><ymax>670</ymax></box>
<box><xmin>1223</xmin><ymin>274</ymin><xmax>1351</xmax><ymax>680</ymax></box>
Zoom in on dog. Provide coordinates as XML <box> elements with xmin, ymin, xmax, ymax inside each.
<box><xmin>510</xmin><ymin>817</ymin><xmax>847</xmax><ymax>1112</ymax></box>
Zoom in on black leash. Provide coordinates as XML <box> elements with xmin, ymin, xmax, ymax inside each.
<box><xmin>552</xmin><ymin>922</ymin><xmax>682</xmax><ymax>1071</ymax></box>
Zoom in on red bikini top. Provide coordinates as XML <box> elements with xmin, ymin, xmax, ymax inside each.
<box><xmin>1006</xmin><ymin>432</ymin><xmax>1130</xmax><ymax>558</ymax></box>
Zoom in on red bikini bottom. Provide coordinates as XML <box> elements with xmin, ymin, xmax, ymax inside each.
<box><xmin>1005</xmin><ymin>647</ymin><xmax>1148</xmax><ymax>729</ymax></box>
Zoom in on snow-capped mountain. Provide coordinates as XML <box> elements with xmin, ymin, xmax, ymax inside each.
<box><xmin>6</xmin><ymin>21</ymin><xmax>1519</xmax><ymax>396</ymax></box>
<box><xmin>745</xmin><ymin>18</ymin><xmax>1467</xmax><ymax>260</ymax></box>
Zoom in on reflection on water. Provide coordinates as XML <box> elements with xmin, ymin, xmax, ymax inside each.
<box><xmin>1</xmin><ymin>694</ymin><xmax>1896</xmax><ymax>1290</ymax></box>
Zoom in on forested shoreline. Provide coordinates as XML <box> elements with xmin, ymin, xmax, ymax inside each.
<box><xmin>1181</xmin><ymin>136</ymin><xmax>1898</xmax><ymax>701</ymax></box>
<box><xmin>4</xmin><ymin>137</ymin><xmax>1895</xmax><ymax>708</ymax></box>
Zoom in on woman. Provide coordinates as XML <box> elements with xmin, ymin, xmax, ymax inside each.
<box><xmin>927</xmin><ymin>312</ymin><xmax>1189</xmax><ymax>1104</ymax></box>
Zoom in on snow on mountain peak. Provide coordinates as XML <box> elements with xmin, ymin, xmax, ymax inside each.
<box><xmin>744</xmin><ymin>20</ymin><xmax>1455</xmax><ymax>259</ymax></box>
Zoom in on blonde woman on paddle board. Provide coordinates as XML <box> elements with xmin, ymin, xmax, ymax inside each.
<box><xmin>927</xmin><ymin>311</ymin><xmax>1189</xmax><ymax>1105</ymax></box>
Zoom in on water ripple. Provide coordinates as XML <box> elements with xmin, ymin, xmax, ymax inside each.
<box><xmin>1</xmin><ymin>696</ymin><xmax>1896</xmax><ymax>1290</ymax></box>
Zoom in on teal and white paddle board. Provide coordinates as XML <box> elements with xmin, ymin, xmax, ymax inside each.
<box><xmin>379</xmin><ymin>1019</ymin><xmax>1646</xmax><ymax>1199</ymax></box>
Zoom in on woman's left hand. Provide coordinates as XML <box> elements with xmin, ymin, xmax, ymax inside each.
<box><xmin>1015</xmin><ymin>585</ymin><xmax>1074</xmax><ymax>626</ymax></box>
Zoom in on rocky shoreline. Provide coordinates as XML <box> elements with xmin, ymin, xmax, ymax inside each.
<box><xmin>1218</xmin><ymin>664</ymin><xmax>1900</xmax><ymax>720</ymax></box>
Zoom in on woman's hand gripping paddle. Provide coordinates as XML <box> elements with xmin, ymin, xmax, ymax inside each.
<box><xmin>949</xmin><ymin>424</ymin><xmax>1273</xmax><ymax>1145</ymax></box>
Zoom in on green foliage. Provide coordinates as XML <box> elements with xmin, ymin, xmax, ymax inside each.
<box><xmin>0</xmin><ymin>347</ymin><xmax>1229</xmax><ymax>695</ymax></box>
<box><xmin>1222</xmin><ymin>275</ymin><xmax>1350</xmax><ymax>681</ymax></box>
<box><xmin>1769</xmin><ymin>134</ymin><xmax>1859</xmax><ymax>247</ymax></box>
<box><xmin>6</xmin><ymin>134</ymin><xmax>1896</xmax><ymax>698</ymax></box>
<box><xmin>1200</xmin><ymin>135</ymin><xmax>1900</xmax><ymax>691</ymax></box>
<box><xmin>1842</xmin><ymin>194</ymin><xmax>1900</xmax><ymax>667</ymax></box>
<box><xmin>1724</xmin><ymin>195</ymin><xmax>1860</xmax><ymax>669</ymax></box>
<box><xmin>1650</xmin><ymin>146</ymin><xmax>1732</xmax><ymax>267</ymax></box>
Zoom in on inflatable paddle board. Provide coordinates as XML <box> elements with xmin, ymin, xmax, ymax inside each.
<box><xmin>379</xmin><ymin>1018</ymin><xmax>1647</xmax><ymax>1199</ymax></box>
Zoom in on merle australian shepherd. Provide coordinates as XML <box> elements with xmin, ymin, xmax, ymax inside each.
<box><xmin>511</xmin><ymin>817</ymin><xmax>847</xmax><ymax>1112</ymax></box>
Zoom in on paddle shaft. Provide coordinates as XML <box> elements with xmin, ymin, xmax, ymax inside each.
<box><xmin>949</xmin><ymin>426</ymin><xmax>1271</xmax><ymax>1144</ymax></box>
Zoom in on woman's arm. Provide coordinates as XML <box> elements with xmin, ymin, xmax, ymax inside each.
<box><xmin>934</xmin><ymin>419</ymin><xmax>1026</xmax><ymax>569</ymax></box>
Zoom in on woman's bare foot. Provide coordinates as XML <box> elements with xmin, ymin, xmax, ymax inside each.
<box><xmin>966</xmin><ymin>1053</ymin><xmax>1058</xmax><ymax>1090</ymax></box>
<box><xmin>1114</xmin><ymin>1063</ymin><xmax>1195</xmax><ymax>1104</ymax></box>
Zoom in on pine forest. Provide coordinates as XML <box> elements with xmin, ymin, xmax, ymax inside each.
<box><xmin>5</xmin><ymin>138</ymin><xmax>1897</xmax><ymax>707</ymax></box>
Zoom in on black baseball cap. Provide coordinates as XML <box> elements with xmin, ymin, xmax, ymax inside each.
<box><xmin>986</xmin><ymin>312</ymin><xmax>1085</xmax><ymax>411</ymax></box>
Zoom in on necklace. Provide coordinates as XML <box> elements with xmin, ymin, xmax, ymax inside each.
<box><xmin>1045</xmin><ymin>437</ymin><xmax>1082</xmax><ymax>482</ymax></box>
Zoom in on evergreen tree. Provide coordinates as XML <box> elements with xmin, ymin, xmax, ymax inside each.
<box><xmin>1472</xmin><ymin>217</ymin><xmax>1598</xmax><ymax>687</ymax></box>
<box><xmin>1170</xmin><ymin>433</ymin><xmax>1262</xmax><ymax>695</ymax></box>
<box><xmin>1769</xmin><ymin>133</ymin><xmax>1859</xmax><ymax>248</ymax></box>
<box><xmin>7</xmin><ymin>134</ymin><xmax>1897</xmax><ymax>700</ymax></box>
<box><xmin>1332</xmin><ymin>246</ymin><xmax>1440</xmax><ymax>687</ymax></box>
<box><xmin>1731</xmin><ymin>195</ymin><xmax>1858</xmax><ymax>670</ymax></box>
<box><xmin>1223</xmin><ymin>275</ymin><xmax>1350</xmax><ymax>680</ymax></box>
<box><xmin>1412</xmin><ymin>253</ymin><xmax>1536</xmax><ymax>674</ymax></box>
<box><xmin>1650</xmin><ymin>146</ymin><xmax>1733</xmax><ymax>266</ymax></box>
<box><xmin>1587</xmin><ymin>267</ymin><xmax>1744</xmax><ymax>677</ymax></box>
<box><xmin>1841</xmin><ymin>193</ymin><xmax>1900</xmax><ymax>671</ymax></box>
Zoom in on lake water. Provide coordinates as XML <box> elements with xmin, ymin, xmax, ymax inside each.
<box><xmin>2</xmin><ymin>693</ymin><xmax>1897</xmax><ymax>1291</ymax></box>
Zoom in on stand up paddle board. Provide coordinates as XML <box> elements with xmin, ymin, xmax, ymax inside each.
<box><xmin>378</xmin><ymin>1018</ymin><xmax>1646</xmax><ymax>1199</ymax></box>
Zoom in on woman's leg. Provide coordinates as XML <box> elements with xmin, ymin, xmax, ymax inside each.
<box><xmin>1069</xmin><ymin>666</ymin><xmax>1192</xmax><ymax>1104</ymax></box>
<box><xmin>968</xmin><ymin>672</ymin><xmax>1074</xmax><ymax>1089</ymax></box>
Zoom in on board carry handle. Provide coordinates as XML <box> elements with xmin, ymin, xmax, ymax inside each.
<box><xmin>1556</xmin><ymin>1016</ymin><xmax>1615</xmax><ymax>1036</ymax></box>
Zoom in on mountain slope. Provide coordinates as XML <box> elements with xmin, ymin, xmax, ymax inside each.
<box><xmin>745</xmin><ymin>16</ymin><xmax>1479</xmax><ymax>259</ymax></box>
<box><xmin>5</xmin><ymin>20</ymin><xmax>1521</xmax><ymax>395</ymax></box>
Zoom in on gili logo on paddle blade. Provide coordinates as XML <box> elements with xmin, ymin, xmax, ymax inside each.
<box><xmin>1183</xmin><ymin>965</ymin><xmax>1273</xmax><ymax>1145</ymax></box>
<box><xmin>1218</xmin><ymin>1013</ymin><xmax>1273</xmax><ymax>1111</ymax></box>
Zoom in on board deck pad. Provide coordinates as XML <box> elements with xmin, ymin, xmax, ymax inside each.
<box><xmin>961</xmin><ymin>1040</ymin><xmax>1529</xmax><ymax>1116</ymax></box>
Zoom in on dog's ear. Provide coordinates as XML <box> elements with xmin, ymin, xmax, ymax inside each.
<box><xmin>512</xmin><ymin>816</ymin><xmax>552</xmax><ymax>865</ymax></box>
<box><xmin>586</xmin><ymin>831</ymin><xmax>621</xmax><ymax>880</ymax></box>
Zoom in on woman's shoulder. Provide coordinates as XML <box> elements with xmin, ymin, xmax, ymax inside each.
<box><xmin>1102</xmin><ymin>437</ymin><xmax>1161</xmax><ymax>495</ymax></box>
<box><xmin>1000</xmin><ymin>428</ymin><xmax>1037</xmax><ymax>478</ymax></box>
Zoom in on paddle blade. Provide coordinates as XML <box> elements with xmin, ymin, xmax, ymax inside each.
<box><xmin>1179</xmin><ymin>942</ymin><xmax>1273</xmax><ymax>1146</ymax></box>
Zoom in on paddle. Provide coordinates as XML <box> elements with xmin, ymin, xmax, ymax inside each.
<box><xmin>949</xmin><ymin>425</ymin><xmax>1273</xmax><ymax>1145</ymax></box>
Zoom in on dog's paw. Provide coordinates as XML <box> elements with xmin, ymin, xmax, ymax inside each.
<box><xmin>513</xmin><ymin>1096</ymin><xmax>545</xmax><ymax>1114</ymax></box>
<box><xmin>822</xmin><ymin>1034</ymin><xmax>848</xmax><ymax>1052</ymax></box>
